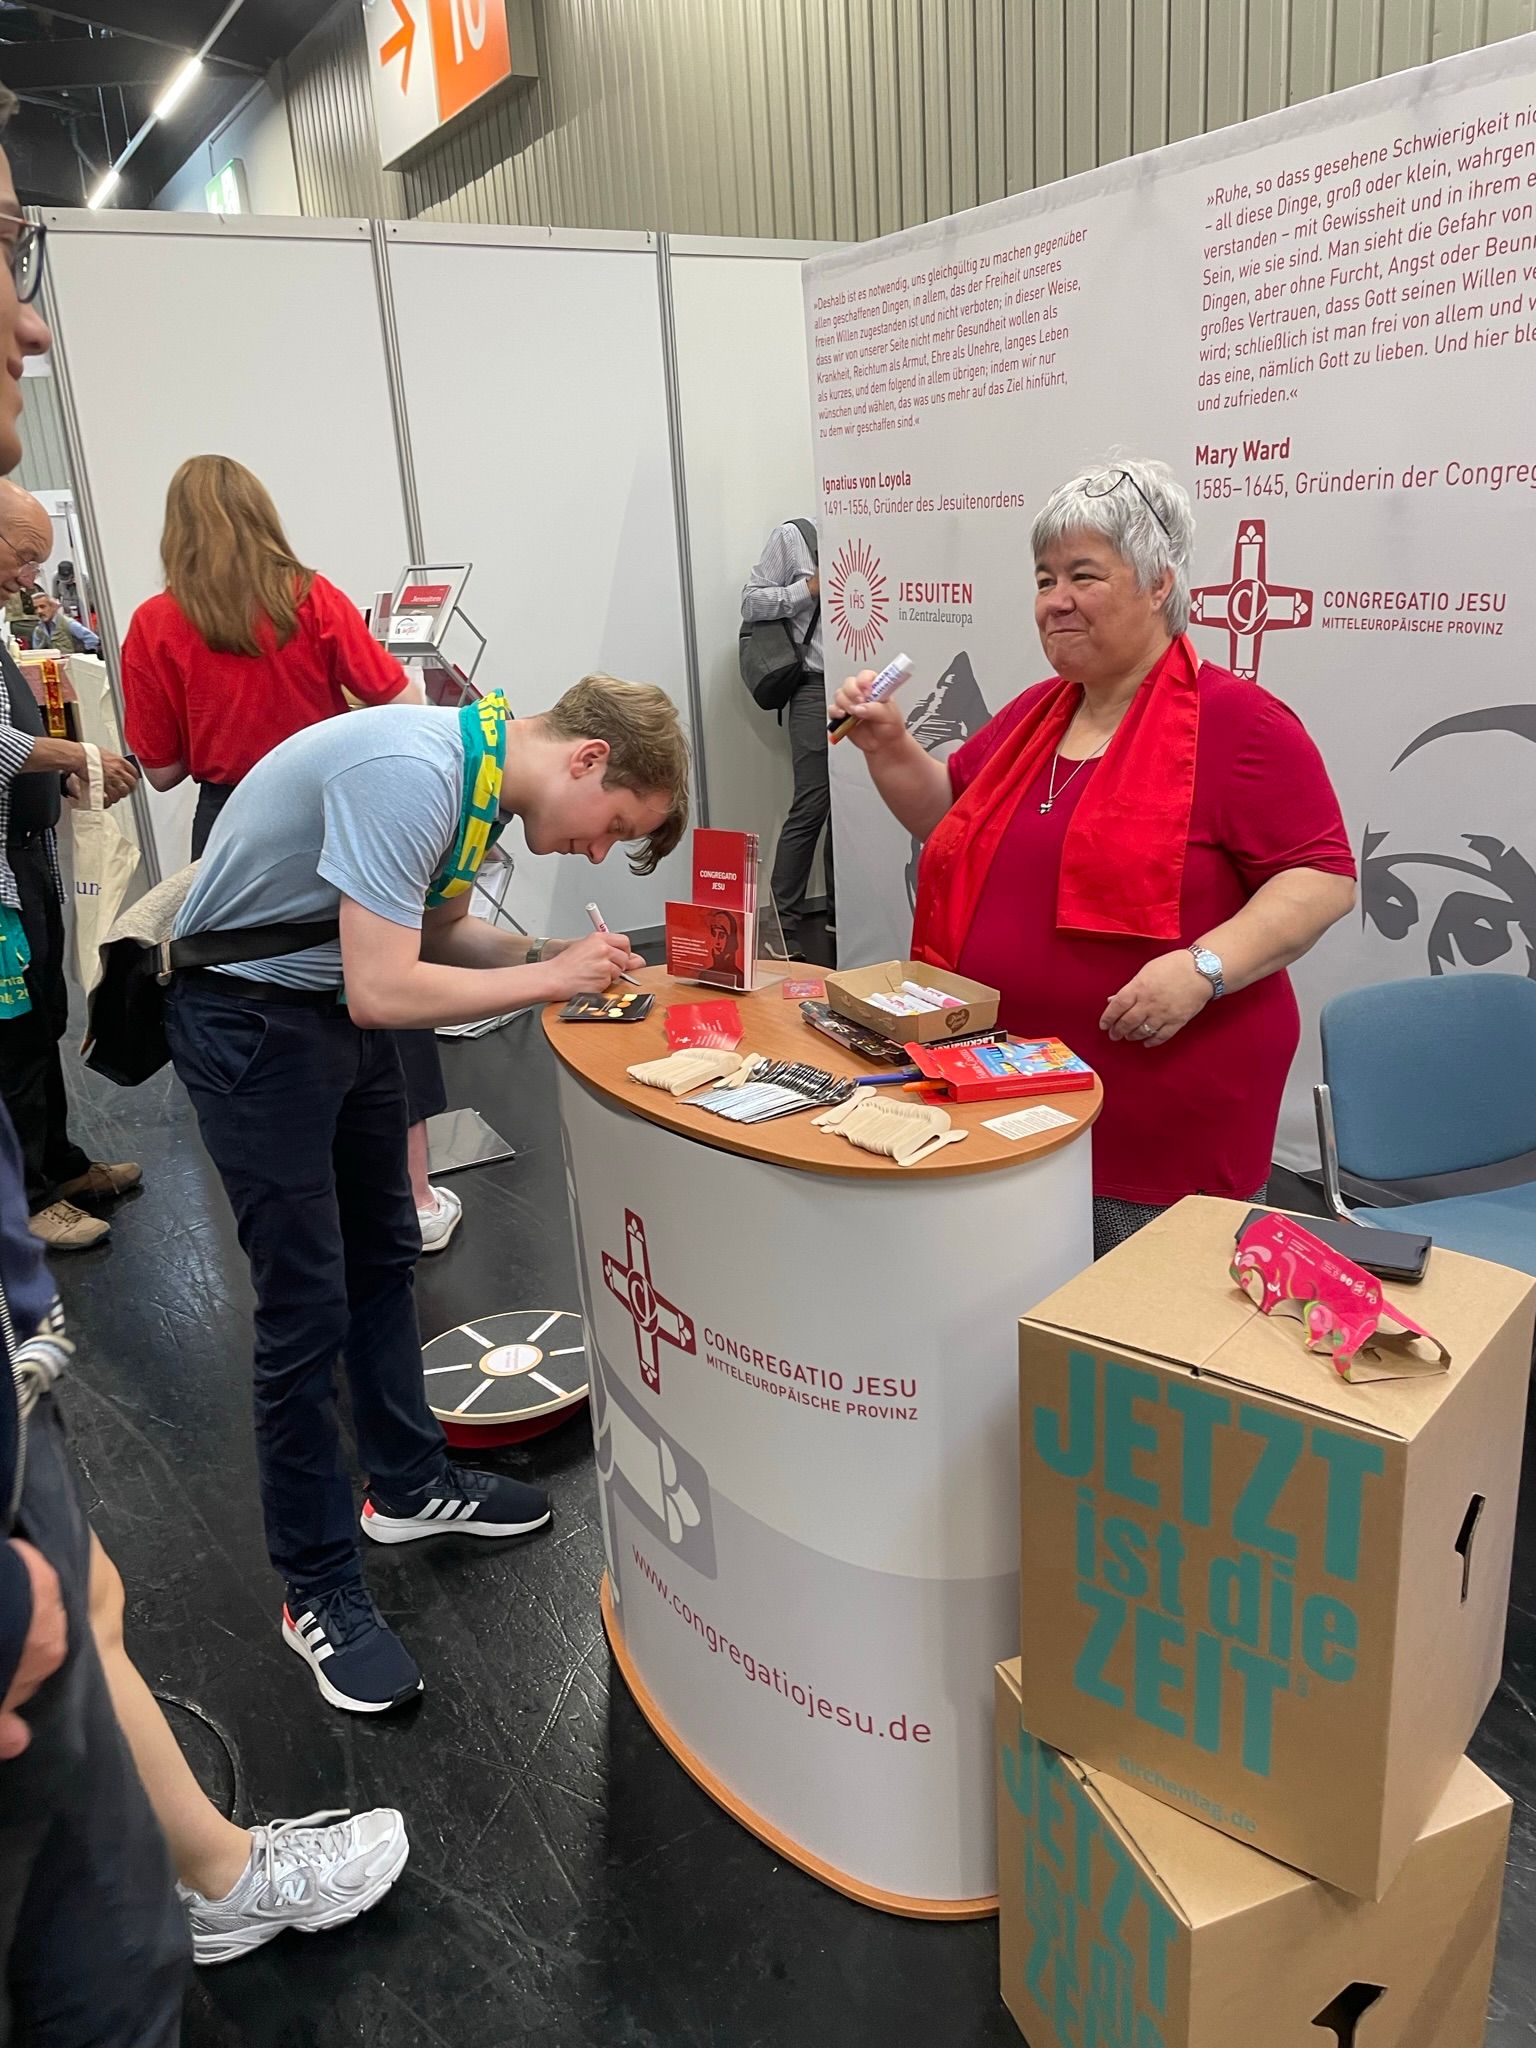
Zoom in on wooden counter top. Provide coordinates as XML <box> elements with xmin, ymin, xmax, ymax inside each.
<box><xmin>542</xmin><ymin>965</ymin><xmax>1101</xmax><ymax>1180</ymax></box>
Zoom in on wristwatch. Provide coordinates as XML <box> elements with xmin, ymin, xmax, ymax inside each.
<box><xmin>525</xmin><ymin>937</ymin><xmax>549</xmax><ymax>964</ymax></box>
<box><xmin>1189</xmin><ymin>944</ymin><xmax>1226</xmax><ymax>1000</ymax></box>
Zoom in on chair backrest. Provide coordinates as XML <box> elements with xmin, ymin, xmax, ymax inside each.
<box><xmin>1319</xmin><ymin>974</ymin><xmax>1536</xmax><ymax>1181</ymax></box>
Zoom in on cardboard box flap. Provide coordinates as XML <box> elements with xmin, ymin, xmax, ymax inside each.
<box><xmin>1022</xmin><ymin>1196</ymin><xmax>1536</xmax><ymax>1439</ymax></box>
<box><xmin>1083</xmin><ymin>1764</ymin><xmax>1310</xmax><ymax>1926</ymax></box>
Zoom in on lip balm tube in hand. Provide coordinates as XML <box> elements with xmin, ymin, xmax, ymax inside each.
<box><xmin>828</xmin><ymin>653</ymin><xmax>915</xmax><ymax>744</ymax></box>
<box><xmin>583</xmin><ymin>902</ymin><xmax>642</xmax><ymax>986</ymax></box>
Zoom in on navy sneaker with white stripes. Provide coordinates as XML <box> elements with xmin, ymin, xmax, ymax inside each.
<box><xmin>360</xmin><ymin>1465</ymin><xmax>552</xmax><ymax>1546</ymax></box>
<box><xmin>281</xmin><ymin>1584</ymin><xmax>423</xmax><ymax>1714</ymax></box>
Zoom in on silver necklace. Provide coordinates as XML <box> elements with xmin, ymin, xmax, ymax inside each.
<box><xmin>1040</xmin><ymin>734</ymin><xmax>1110</xmax><ymax>814</ymax></box>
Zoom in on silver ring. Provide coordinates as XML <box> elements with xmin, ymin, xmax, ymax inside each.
<box><xmin>1138</xmin><ymin>1021</ymin><xmax>1157</xmax><ymax>1037</ymax></box>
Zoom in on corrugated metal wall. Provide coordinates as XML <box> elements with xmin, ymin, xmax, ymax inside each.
<box><xmin>286</xmin><ymin>0</ymin><xmax>1536</xmax><ymax>233</ymax></box>
<box><xmin>15</xmin><ymin>371</ymin><xmax>72</xmax><ymax>494</ymax></box>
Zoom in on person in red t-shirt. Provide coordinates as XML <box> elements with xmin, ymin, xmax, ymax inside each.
<box><xmin>120</xmin><ymin>455</ymin><xmax>462</xmax><ymax>1250</ymax></box>
<box><xmin>829</xmin><ymin>458</ymin><xmax>1357</xmax><ymax>1259</ymax></box>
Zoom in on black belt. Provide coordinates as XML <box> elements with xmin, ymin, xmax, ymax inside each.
<box><xmin>180</xmin><ymin>967</ymin><xmax>345</xmax><ymax>1012</ymax></box>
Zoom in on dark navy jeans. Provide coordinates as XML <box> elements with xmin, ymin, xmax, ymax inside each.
<box><xmin>167</xmin><ymin>975</ymin><xmax>449</xmax><ymax>1597</ymax></box>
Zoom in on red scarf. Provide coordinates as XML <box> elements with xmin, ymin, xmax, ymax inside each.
<box><xmin>911</xmin><ymin>635</ymin><xmax>1202</xmax><ymax>970</ymax></box>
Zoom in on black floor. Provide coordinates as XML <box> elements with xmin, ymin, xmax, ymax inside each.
<box><xmin>51</xmin><ymin>925</ymin><xmax>1536</xmax><ymax>2046</ymax></box>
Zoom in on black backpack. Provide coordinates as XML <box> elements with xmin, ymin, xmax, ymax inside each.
<box><xmin>739</xmin><ymin>519</ymin><xmax>820</xmax><ymax>713</ymax></box>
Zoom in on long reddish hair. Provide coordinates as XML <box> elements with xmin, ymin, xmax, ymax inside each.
<box><xmin>160</xmin><ymin>454</ymin><xmax>314</xmax><ymax>656</ymax></box>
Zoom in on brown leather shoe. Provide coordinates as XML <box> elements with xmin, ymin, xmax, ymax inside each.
<box><xmin>29</xmin><ymin>1201</ymin><xmax>110</xmax><ymax>1251</ymax></box>
<box><xmin>56</xmin><ymin>1161</ymin><xmax>143</xmax><ymax>1203</ymax></box>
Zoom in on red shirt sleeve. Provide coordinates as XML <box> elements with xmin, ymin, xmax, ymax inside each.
<box><xmin>120</xmin><ymin>604</ymin><xmax>186</xmax><ymax>770</ymax></box>
<box><xmin>311</xmin><ymin>574</ymin><xmax>408</xmax><ymax>707</ymax></box>
<box><xmin>948</xmin><ymin>683</ymin><xmax>1053</xmax><ymax>800</ymax></box>
<box><xmin>1216</xmin><ymin>688</ymin><xmax>1356</xmax><ymax>888</ymax></box>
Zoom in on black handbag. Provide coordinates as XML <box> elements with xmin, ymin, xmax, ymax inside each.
<box><xmin>739</xmin><ymin>518</ymin><xmax>820</xmax><ymax>713</ymax></box>
<box><xmin>83</xmin><ymin>919</ymin><xmax>341</xmax><ymax>1087</ymax></box>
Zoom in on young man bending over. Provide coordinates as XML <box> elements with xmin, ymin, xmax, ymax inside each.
<box><xmin>168</xmin><ymin>676</ymin><xmax>688</xmax><ymax>1713</ymax></box>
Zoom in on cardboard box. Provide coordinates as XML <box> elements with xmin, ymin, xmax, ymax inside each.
<box><xmin>824</xmin><ymin>959</ymin><xmax>1000</xmax><ymax>1044</ymax></box>
<box><xmin>996</xmin><ymin>1661</ymin><xmax>1510</xmax><ymax>2048</ymax></box>
<box><xmin>1017</xmin><ymin>1197</ymin><xmax>1534</xmax><ymax>1898</ymax></box>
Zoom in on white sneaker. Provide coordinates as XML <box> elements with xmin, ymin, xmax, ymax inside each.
<box><xmin>179</xmin><ymin>1808</ymin><xmax>409</xmax><ymax>1965</ymax></box>
<box><xmin>416</xmin><ymin>1183</ymin><xmax>462</xmax><ymax>1254</ymax></box>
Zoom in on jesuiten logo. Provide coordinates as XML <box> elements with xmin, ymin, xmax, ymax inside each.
<box><xmin>602</xmin><ymin>1211</ymin><xmax>696</xmax><ymax>1396</ymax></box>
<box><xmin>827</xmin><ymin>538</ymin><xmax>889</xmax><ymax>664</ymax></box>
<box><xmin>1190</xmin><ymin>521</ymin><xmax>1313</xmax><ymax>682</ymax></box>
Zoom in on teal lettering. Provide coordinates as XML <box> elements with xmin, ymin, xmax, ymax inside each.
<box><xmin>1143</xmin><ymin>1885</ymin><xmax>1178</xmax><ymax>2014</ymax></box>
<box><xmin>1301</xmin><ymin>1593</ymin><xmax>1359</xmax><ymax>1680</ymax></box>
<box><xmin>1098</xmin><ymin>1830</ymin><xmax>1139</xmax><ymax>1965</ymax></box>
<box><xmin>1310</xmin><ymin>1428</ymin><xmax>1387</xmax><ymax>1582</ymax></box>
<box><xmin>1039</xmin><ymin>1747</ymin><xmax>1068</xmax><ymax>1870</ymax></box>
<box><xmin>1234</xmin><ymin>1406</ymin><xmax>1304</xmax><ymax>1558</ymax></box>
<box><xmin>1133</xmin><ymin>1607</ymin><xmax>1186</xmax><ymax>1738</ymax></box>
<box><xmin>1228</xmin><ymin>1645</ymin><xmax>1289</xmax><ymax>1775</ymax></box>
<box><xmin>1075</xmin><ymin>1585</ymin><xmax>1127</xmax><ymax>1708</ymax></box>
<box><xmin>1207</xmin><ymin>1552</ymin><xmax>1261</xmax><ymax>1646</ymax></box>
<box><xmin>1137</xmin><ymin>2018</ymin><xmax>1168</xmax><ymax>2048</ymax></box>
<box><xmin>1104</xmin><ymin>1361</ymin><xmax>1162</xmax><ymax>1509</ymax></box>
<box><xmin>1002</xmin><ymin>1728</ymin><xmax>1032</xmax><ymax>1819</ymax></box>
<box><xmin>1269</xmin><ymin>1559</ymin><xmax>1294</xmax><ymax>1660</ymax></box>
<box><xmin>1193</xmin><ymin>1630</ymin><xmax>1223</xmax><ymax>1753</ymax></box>
<box><xmin>1076</xmin><ymin>1486</ymin><xmax>1097</xmax><ymax>1578</ymax></box>
<box><xmin>1071</xmin><ymin>1773</ymin><xmax>1102</xmax><ymax>1910</ymax></box>
<box><xmin>1086</xmin><ymin>1941</ymin><xmax>1130</xmax><ymax>2048</ymax></box>
<box><xmin>1155</xmin><ymin>1523</ymin><xmax>1186</xmax><ymax>1618</ymax></box>
<box><xmin>1103</xmin><ymin>1516</ymin><xmax>1151</xmax><ymax>1599</ymax></box>
<box><xmin>1023</xmin><ymin>1837</ymin><xmax>1057</xmax><ymax>2010</ymax></box>
<box><xmin>1166</xmin><ymin>1379</ymin><xmax>1231</xmax><ymax>1526</ymax></box>
<box><xmin>1036</xmin><ymin>1349</ymin><xmax>1099</xmax><ymax>1477</ymax></box>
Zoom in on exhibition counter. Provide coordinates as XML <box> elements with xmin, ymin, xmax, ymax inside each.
<box><xmin>545</xmin><ymin>968</ymin><xmax>1100</xmax><ymax>1916</ymax></box>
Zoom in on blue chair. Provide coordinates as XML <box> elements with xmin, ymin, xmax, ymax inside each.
<box><xmin>1315</xmin><ymin>975</ymin><xmax>1536</xmax><ymax>1277</ymax></box>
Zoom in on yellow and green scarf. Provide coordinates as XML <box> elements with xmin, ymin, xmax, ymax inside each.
<box><xmin>0</xmin><ymin>905</ymin><xmax>29</xmax><ymax>1019</ymax></box>
<box><xmin>428</xmin><ymin>692</ymin><xmax>509</xmax><ymax>906</ymax></box>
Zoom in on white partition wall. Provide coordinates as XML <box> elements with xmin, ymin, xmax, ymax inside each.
<box><xmin>42</xmin><ymin>211</ymin><xmax>410</xmax><ymax>874</ymax></box>
<box><xmin>383</xmin><ymin>223</ymin><xmax>698</xmax><ymax>939</ymax></box>
<box><xmin>667</xmin><ymin>237</ymin><xmax>835</xmax><ymax>908</ymax></box>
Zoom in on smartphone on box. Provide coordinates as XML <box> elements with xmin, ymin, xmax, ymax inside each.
<box><xmin>1236</xmin><ymin>1208</ymin><xmax>1431</xmax><ymax>1284</ymax></box>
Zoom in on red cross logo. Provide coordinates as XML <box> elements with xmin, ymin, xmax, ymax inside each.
<box><xmin>1190</xmin><ymin>521</ymin><xmax>1313</xmax><ymax>681</ymax></box>
<box><xmin>602</xmin><ymin>1211</ymin><xmax>695</xmax><ymax>1396</ymax></box>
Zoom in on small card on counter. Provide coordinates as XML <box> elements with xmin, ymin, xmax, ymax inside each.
<box><xmin>983</xmin><ymin>1104</ymin><xmax>1079</xmax><ymax>1142</ymax></box>
<box><xmin>782</xmin><ymin>978</ymin><xmax>826</xmax><ymax>1000</ymax></box>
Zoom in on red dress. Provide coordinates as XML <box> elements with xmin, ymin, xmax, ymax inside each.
<box><xmin>946</xmin><ymin>663</ymin><xmax>1355</xmax><ymax>1203</ymax></box>
<box><xmin>122</xmin><ymin>574</ymin><xmax>407</xmax><ymax>785</ymax></box>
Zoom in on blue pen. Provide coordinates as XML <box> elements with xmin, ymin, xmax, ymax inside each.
<box><xmin>854</xmin><ymin>1066</ymin><xmax>923</xmax><ymax>1086</ymax></box>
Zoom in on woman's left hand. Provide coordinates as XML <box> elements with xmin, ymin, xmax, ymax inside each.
<box><xmin>1100</xmin><ymin>951</ymin><xmax>1213</xmax><ymax>1047</ymax></box>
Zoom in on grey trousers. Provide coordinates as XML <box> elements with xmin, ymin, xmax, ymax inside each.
<box><xmin>769</xmin><ymin>675</ymin><xmax>835</xmax><ymax>935</ymax></box>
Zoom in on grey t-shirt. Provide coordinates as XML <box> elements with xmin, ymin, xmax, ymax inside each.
<box><xmin>173</xmin><ymin>705</ymin><xmax>466</xmax><ymax>990</ymax></box>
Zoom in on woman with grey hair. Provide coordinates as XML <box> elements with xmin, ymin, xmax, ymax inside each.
<box><xmin>830</xmin><ymin>458</ymin><xmax>1357</xmax><ymax>1257</ymax></box>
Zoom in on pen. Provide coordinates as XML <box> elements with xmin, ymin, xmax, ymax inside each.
<box><xmin>828</xmin><ymin>652</ymin><xmax>915</xmax><ymax>745</ymax></box>
<box><xmin>584</xmin><ymin>902</ymin><xmax>642</xmax><ymax>986</ymax></box>
<box><xmin>854</xmin><ymin>1067</ymin><xmax>923</xmax><ymax>1086</ymax></box>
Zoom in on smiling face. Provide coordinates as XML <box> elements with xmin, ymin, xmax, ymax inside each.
<box><xmin>1033</xmin><ymin>531</ymin><xmax>1174</xmax><ymax>687</ymax></box>
<box><xmin>0</xmin><ymin>150</ymin><xmax>51</xmax><ymax>479</ymax></box>
<box><xmin>517</xmin><ymin>739</ymin><xmax>673</xmax><ymax>866</ymax></box>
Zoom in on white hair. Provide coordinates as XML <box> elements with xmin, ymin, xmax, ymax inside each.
<box><xmin>1030</xmin><ymin>458</ymin><xmax>1195</xmax><ymax>636</ymax></box>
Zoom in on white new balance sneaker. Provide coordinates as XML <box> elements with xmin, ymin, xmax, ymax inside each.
<box><xmin>179</xmin><ymin>1808</ymin><xmax>409</xmax><ymax>1966</ymax></box>
<box><xmin>417</xmin><ymin>1184</ymin><xmax>463</xmax><ymax>1254</ymax></box>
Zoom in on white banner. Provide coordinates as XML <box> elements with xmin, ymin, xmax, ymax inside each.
<box><xmin>805</xmin><ymin>36</ymin><xmax>1536</xmax><ymax>1167</ymax></box>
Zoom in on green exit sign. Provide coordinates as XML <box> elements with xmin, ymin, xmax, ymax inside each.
<box><xmin>204</xmin><ymin>159</ymin><xmax>249</xmax><ymax>214</ymax></box>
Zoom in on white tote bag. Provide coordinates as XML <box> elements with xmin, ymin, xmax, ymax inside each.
<box><xmin>71</xmin><ymin>742</ymin><xmax>141</xmax><ymax>993</ymax></box>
